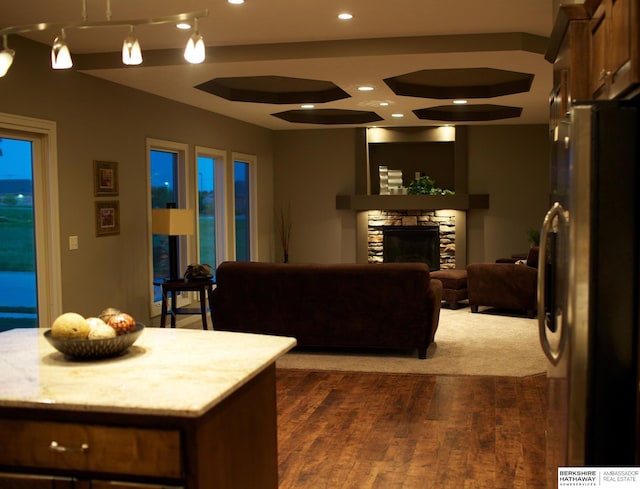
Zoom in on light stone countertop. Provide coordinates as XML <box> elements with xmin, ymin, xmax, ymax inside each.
<box><xmin>0</xmin><ymin>327</ymin><xmax>296</xmax><ymax>418</ymax></box>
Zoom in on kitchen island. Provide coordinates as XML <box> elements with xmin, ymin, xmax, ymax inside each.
<box><xmin>0</xmin><ymin>327</ymin><xmax>296</xmax><ymax>488</ymax></box>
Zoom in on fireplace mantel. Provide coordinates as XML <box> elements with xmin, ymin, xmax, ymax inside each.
<box><xmin>335</xmin><ymin>194</ymin><xmax>489</xmax><ymax>211</ymax></box>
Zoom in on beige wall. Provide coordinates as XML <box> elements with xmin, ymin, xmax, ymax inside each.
<box><xmin>1</xmin><ymin>36</ymin><xmax>275</xmax><ymax>325</ymax></box>
<box><xmin>273</xmin><ymin>129</ymin><xmax>359</xmax><ymax>263</ymax></box>
<box><xmin>467</xmin><ymin>124</ymin><xmax>550</xmax><ymax>263</ymax></box>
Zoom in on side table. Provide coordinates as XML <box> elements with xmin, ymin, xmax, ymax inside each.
<box><xmin>157</xmin><ymin>279</ymin><xmax>215</xmax><ymax>330</ymax></box>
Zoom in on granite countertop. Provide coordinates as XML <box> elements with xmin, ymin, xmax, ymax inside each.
<box><xmin>0</xmin><ymin>327</ymin><xmax>296</xmax><ymax>418</ymax></box>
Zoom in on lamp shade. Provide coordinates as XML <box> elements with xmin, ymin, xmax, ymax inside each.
<box><xmin>184</xmin><ymin>32</ymin><xmax>205</xmax><ymax>64</ymax></box>
<box><xmin>51</xmin><ymin>30</ymin><xmax>72</xmax><ymax>70</ymax></box>
<box><xmin>152</xmin><ymin>208</ymin><xmax>195</xmax><ymax>236</ymax></box>
<box><xmin>0</xmin><ymin>48</ymin><xmax>14</xmax><ymax>77</ymax></box>
<box><xmin>122</xmin><ymin>34</ymin><xmax>142</xmax><ymax>65</ymax></box>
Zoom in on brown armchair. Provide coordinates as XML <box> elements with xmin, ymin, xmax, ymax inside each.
<box><xmin>466</xmin><ymin>247</ymin><xmax>539</xmax><ymax>317</ymax></box>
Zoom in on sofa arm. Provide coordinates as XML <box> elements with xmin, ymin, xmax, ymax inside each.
<box><xmin>467</xmin><ymin>263</ymin><xmax>538</xmax><ymax>314</ymax></box>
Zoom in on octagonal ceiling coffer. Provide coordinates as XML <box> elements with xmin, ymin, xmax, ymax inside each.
<box><xmin>413</xmin><ymin>104</ymin><xmax>522</xmax><ymax>122</ymax></box>
<box><xmin>384</xmin><ymin>68</ymin><xmax>534</xmax><ymax>99</ymax></box>
<box><xmin>272</xmin><ymin>109</ymin><xmax>383</xmax><ymax>125</ymax></box>
<box><xmin>195</xmin><ymin>75</ymin><xmax>350</xmax><ymax>104</ymax></box>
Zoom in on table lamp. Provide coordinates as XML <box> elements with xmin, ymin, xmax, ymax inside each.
<box><xmin>152</xmin><ymin>203</ymin><xmax>195</xmax><ymax>281</ymax></box>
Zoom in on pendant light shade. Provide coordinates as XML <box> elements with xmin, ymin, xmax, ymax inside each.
<box><xmin>122</xmin><ymin>26</ymin><xmax>142</xmax><ymax>65</ymax></box>
<box><xmin>51</xmin><ymin>29</ymin><xmax>72</xmax><ymax>70</ymax></box>
<box><xmin>184</xmin><ymin>33</ymin><xmax>205</xmax><ymax>64</ymax></box>
<box><xmin>0</xmin><ymin>36</ymin><xmax>14</xmax><ymax>78</ymax></box>
<box><xmin>184</xmin><ymin>18</ymin><xmax>205</xmax><ymax>64</ymax></box>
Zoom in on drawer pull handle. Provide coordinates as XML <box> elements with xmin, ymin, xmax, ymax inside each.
<box><xmin>49</xmin><ymin>441</ymin><xmax>89</xmax><ymax>453</ymax></box>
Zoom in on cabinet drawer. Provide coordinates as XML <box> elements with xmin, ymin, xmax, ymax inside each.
<box><xmin>0</xmin><ymin>419</ymin><xmax>182</xmax><ymax>479</ymax></box>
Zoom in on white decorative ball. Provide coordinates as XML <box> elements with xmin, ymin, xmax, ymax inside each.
<box><xmin>87</xmin><ymin>317</ymin><xmax>117</xmax><ymax>340</ymax></box>
<box><xmin>51</xmin><ymin>312</ymin><xmax>90</xmax><ymax>339</ymax></box>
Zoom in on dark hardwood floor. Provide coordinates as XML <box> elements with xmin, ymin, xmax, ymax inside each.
<box><xmin>276</xmin><ymin>369</ymin><xmax>546</xmax><ymax>489</ymax></box>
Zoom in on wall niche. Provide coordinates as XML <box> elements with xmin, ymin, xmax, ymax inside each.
<box><xmin>364</xmin><ymin>126</ymin><xmax>464</xmax><ymax>196</ymax></box>
<box><xmin>368</xmin><ymin>141</ymin><xmax>455</xmax><ymax>193</ymax></box>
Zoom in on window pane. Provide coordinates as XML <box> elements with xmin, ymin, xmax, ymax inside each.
<box><xmin>0</xmin><ymin>137</ymin><xmax>38</xmax><ymax>331</ymax></box>
<box><xmin>234</xmin><ymin>161</ymin><xmax>250</xmax><ymax>261</ymax></box>
<box><xmin>197</xmin><ymin>156</ymin><xmax>216</xmax><ymax>268</ymax></box>
<box><xmin>150</xmin><ymin>149</ymin><xmax>178</xmax><ymax>300</ymax></box>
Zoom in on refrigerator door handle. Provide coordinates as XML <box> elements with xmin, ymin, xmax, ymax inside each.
<box><xmin>538</xmin><ymin>202</ymin><xmax>567</xmax><ymax>365</ymax></box>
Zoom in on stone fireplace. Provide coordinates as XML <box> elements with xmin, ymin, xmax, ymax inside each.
<box><xmin>368</xmin><ymin>210</ymin><xmax>456</xmax><ymax>269</ymax></box>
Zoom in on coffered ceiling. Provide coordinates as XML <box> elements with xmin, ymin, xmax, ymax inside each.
<box><xmin>1</xmin><ymin>0</ymin><xmax>554</xmax><ymax>130</ymax></box>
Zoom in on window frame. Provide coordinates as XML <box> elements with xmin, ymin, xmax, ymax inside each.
<box><xmin>231</xmin><ymin>152</ymin><xmax>258</xmax><ymax>261</ymax></box>
<box><xmin>0</xmin><ymin>112</ymin><xmax>62</xmax><ymax>328</ymax></box>
<box><xmin>146</xmin><ymin>138</ymin><xmax>193</xmax><ymax>318</ymax></box>
<box><xmin>195</xmin><ymin>146</ymin><xmax>228</xmax><ymax>269</ymax></box>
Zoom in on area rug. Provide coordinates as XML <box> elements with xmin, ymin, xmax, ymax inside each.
<box><xmin>275</xmin><ymin>307</ymin><xmax>548</xmax><ymax>377</ymax></box>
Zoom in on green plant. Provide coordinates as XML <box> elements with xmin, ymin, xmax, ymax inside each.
<box><xmin>527</xmin><ymin>228</ymin><xmax>540</xmax><ymax>246</ymax></box>
<box><xmin>407</xmin><ymin>175</ymin><xmax>454</xmax><ymax>196</ymax></box>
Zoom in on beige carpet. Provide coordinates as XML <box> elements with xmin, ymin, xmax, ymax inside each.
<box><xmin>276</xmin><ymin>307</ymin><xmax>548</xmax><ymax>377</ymax></box>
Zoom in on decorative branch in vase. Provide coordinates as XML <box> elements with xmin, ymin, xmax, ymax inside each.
<box><xmin>278</xmin><ymin>205</ymin><xmax>292</xmax><ymax>263</ymax></box>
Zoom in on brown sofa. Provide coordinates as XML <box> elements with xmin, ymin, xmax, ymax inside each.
<box><xmin>466</xmin><ymin>247</ymin><xmax>539</xmax><ymax>317</ymax></box>
<box><xmin>211</xmin><ymin>261</ymin><xmax>443</xmax><ymax>359</ymax></box>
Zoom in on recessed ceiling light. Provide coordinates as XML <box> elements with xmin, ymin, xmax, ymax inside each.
<box><xmin>301</xmin><ymin>104</ymin><xmax>315</xmax><ymax>109</ymax></box>
<box><xmin>228</xmin><ymin>0</ymin><xmax>245</xmax><ymax>4</ymax></box>
<box><xmin>391</xmin><ymin>113</ymin><xmax>404</xmax><ymax>118</ymax></box>
<box><xmin>358</xmin><ymin>86</ymin><xmax>374</xmax><ymax>92</ymax></box>
<box><xmin>453</xmin><ymin>99</ymin><xmax>468</xmax><ymax>105</ymax></box>
<box><xmin>338</xmin><ymin>13</ymin><xmax>353</xmax><ymax>20</ymax></box>
<box><xmin>176</xmin><ymin>22</ymin><xmax>192</xmax><ymax>30</ymax></box>
<box><xmin>379</xmin><ymin>102</ymin><xmax>389</xmax><ymax>106</ymax></box>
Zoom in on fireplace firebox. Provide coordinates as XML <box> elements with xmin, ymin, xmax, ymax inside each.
<box><xmin>382</xmin><ymin>225</ymin><xmax>440</xmax><ymax>270</ymax></box>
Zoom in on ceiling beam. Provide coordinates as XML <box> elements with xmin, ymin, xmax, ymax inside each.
<box><xmin>73</xmin><ymin>32</ymin><xmax>549</xmax><ymax>71</ymax></box>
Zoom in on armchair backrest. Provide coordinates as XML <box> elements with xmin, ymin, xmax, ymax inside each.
<box><xmin>526</xmin><ymin>246</ymin><xmax>539</xmax><ymax>268</ymax></box>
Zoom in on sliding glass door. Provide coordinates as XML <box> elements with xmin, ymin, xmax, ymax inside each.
<box><xmin>0</xmin><ymin>137</ymin><xmax>37</xmax><ymax>332</ymax></box>
<box><xmin>0</xmin><ymin>113</ymin><xmax>61</xmax><ymax>331</ymax></box>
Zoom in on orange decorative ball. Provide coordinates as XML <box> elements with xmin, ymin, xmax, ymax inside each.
<box><xmin>107</xmin><ymin>313</ymin><xmax>136</xmax><ymax>335</ymax></box>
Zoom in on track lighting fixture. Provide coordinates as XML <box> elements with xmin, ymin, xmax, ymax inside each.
<box><xmin>122</xmin><ymin>26</ymin><xmax>142</xmax><ymax>66</ymax></box>
<box><xmin>0</xmin><ymin>1</ymin><xmax>209</xmax><ymax>77</ymax></box>
<box><xmin>0</xmin><ymin>35</ymin><xmax>15</xmax><ymax>78</ymax></box>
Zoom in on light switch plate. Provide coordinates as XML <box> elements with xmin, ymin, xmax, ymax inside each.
<box><xmin>69</xmin><ymin>235</ymin><xmax>79</xmax><ymax>250</ymax></box>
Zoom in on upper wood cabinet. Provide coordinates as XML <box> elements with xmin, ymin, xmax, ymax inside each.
<box><xmin>546</xmin><ymin>5</ymin><xmax>591</xmax><ymax>129</ymax></box>
<box><xmin>587</xmin><ymin>0</ymin><xmax>640</xmax><ymax>99</ymax></box>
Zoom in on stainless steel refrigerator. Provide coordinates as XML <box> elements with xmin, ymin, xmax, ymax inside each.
<box><xmin>538</xmin><ymin>100</ymin><xmax>639</xmax><ymax>488</ymax></box>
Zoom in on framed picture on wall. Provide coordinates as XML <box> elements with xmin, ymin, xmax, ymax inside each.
<box><xmin>95</xmin><ymin>200</ymin><xmax>120</xmax><ymax>236</ymax></box>
<box><xmin>93</xmin><ymin>160</ymin><xmax>119</xmax><ymax>196</ymax></box>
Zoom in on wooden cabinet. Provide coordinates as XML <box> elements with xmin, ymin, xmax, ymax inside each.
<box><xmin>587</xmin><ymin>0</ymin><xmax>640</xmax><ymax>99</ymax></box>
<box><xmin>546</xmin><ymin>4</ymin><xmax>591</xmax><ymax>130</ymax></box>
<box><xmin>548</xmin><ymin>0</ymin><xmax>640</xmax><ymax>128</ymax></box>
<box><xmin>0</xmin><ymin>420</ymin><xmax>182</xmax><ymax>479</ymax></box>
<box><xmin>0</xmin><ymin>364</ymin><xmax>279</xmax><ymax>489</ymax></box>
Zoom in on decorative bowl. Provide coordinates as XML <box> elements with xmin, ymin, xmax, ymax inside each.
<box><xmin>44</xmin><ymin>323</ymin><xmax>145</xmax><ymax>359</ymax></box>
